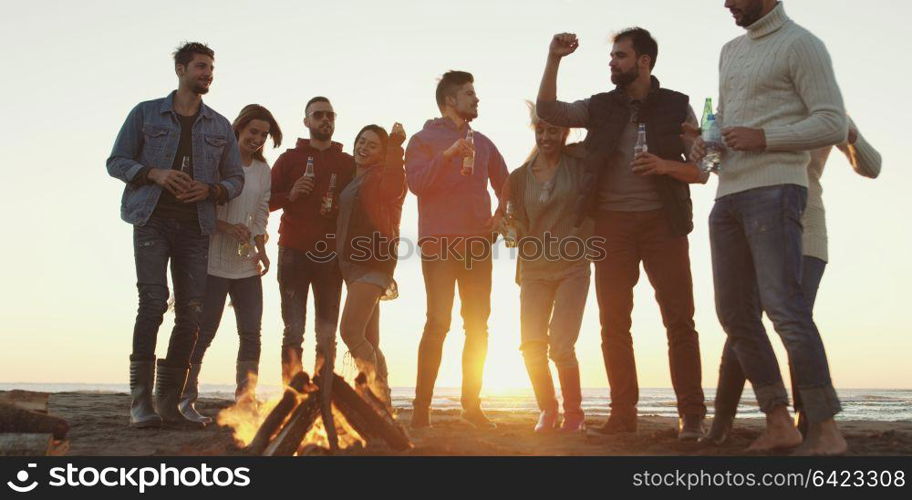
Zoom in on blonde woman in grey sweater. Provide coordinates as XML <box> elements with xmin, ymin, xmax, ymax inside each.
<box><xmin>501</xmin><ymin>104</ymin><xmax>593</xmax><ymax>433</ymax></box>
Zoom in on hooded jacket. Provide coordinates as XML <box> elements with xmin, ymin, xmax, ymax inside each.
<box><xmin>270</xmin><ymin>138</ymin><xmax>355</xmax><ymax>253</ymax></box>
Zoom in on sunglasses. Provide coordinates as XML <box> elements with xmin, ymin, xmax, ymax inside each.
<box><xmin>309</xmin><ymin>111</ymin><xmax>336</xmax><ymax>120</ymax></box>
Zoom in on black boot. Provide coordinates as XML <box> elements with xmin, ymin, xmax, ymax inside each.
<box><xmin>155</xmin><ymin>360</ymin><xmax>204</xmax><ymax>428</ymax></box>
<box><xmin>178</xmin><ymin>363</ymin><xmax>213</xmax><ymax>425</ymax></box>
<box><xmin>130</xmin><ymin>359</ymin><xmax>162</xmax><ymax>429</ymax></box>
<box><xmin>236</xmin><ymin>360</ymin><xmax>259</xmax><ymax>403</ymax></box>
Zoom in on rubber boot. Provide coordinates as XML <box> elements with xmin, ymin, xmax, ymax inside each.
<box><xmin>129</xmin><ymin>359</ymin><xmax>162</xmax><ymax>429</ymax></box>
<box><xmin>235</xmin><ymin>360</ymin><xmax>259</xmax><ymax>404</ymax></box>
<box><xmin>155</xmin><ymin>360</ymin><xmax>204</xmax><ymax>428</ymax></box>
<box><xmin>281</xmin><ymin>345</ymin><xmax>303</xmax><ymax>386</ymax></box>
<box><xmin>557</xmin><ymin>364</ymin><xmax>586</xmax><ymax>432</ymax></box>
<box><xmin>178</xmin><ymin>363</ymin><xmax>213</xmax><ymax>425</ymax></box>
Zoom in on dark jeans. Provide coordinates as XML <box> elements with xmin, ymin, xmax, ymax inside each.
<box><xmin>414</xmin><ymin>251</ymin><xmax>492</xmax><ymax>411</ymax></box>
<box><xmin>710</xmin><ymin>185</ymin><xmax>841</xmax><ymax>423</ymax></box>
<box><xmin>191</xmin><ymin>274</ymin><xmax>263</xmax><ymax>364</ymax></box>
<box><xmin>277</xmin><ymin>246</ymin><xmax>343</xmax><ymax>363</ymax></box>
<box><xmin>131</xmin><ymin>215</ymin><xmax>209</xmax><ymax>367</ymax></box>
<box><xmin>712</xmin><ymin>256</ymin><xmax>826</xmax><ymax>418</ymax></box>
<box><xmin>593</xmin><ymin>210</ymin><xmax>705</xmax><ymax>418</ymax></box>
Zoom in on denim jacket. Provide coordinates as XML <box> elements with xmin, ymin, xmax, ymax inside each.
<box><xmin>106</xmin><ymin>91</ymin><xmax>244</xmax><ymax>235</ymax></box>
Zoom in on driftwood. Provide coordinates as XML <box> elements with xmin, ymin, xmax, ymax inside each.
<box><xmin>0</xmin><ymin>391</ymin><xmax>49</xmax><ymax>413</ymax></box>
<box><xmin>246</xmin><ymin>372</ymin><xmax>310</xmax><ymax>455</ymax></box>
<box><xmin>0</xmin><ymin>433</ymin><xmax>68</xmax><ymax>456</ymax></box>
<box><xmin>321</xmin><ymin>373</ymin><xmax>411</xmax><ymax>451</ymax></box>
<box><xmin>262</xmin><ymin>394</ymin><xmax>322</xmax><ymax>456</ymax></box>
<box><xmin>0</xmin><ymin>403</ymin><xmax>69</xmax><ymax>439</ymax></box>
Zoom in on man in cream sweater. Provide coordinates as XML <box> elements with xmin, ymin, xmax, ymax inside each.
<box><xmin>695</xmin><ymin>0</ymin><xmax>849</xmax><ymax>455</ymax></box>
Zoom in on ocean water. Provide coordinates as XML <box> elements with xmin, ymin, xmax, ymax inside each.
<box><xmin>2</xmin><ymin>383</ymin><xmax>910</xmax><ymax>422</ymax></box>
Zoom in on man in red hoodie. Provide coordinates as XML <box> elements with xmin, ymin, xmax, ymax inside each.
<box><xmin>406</xmin><ymin>71</ymin><xmax>509</xmax><ymax>429</ymax></box>
<box><xmin>270</xmin><ymin>97</ymin><xmax>354</xmax><ymax>386</ymax></box>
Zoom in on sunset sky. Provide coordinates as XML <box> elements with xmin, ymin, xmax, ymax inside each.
<box><xmin>0</xmin><ymin>0</ymin><xmax>908</xmax><ymax>392</ymax></box>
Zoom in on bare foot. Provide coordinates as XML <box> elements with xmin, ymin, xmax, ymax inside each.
<box><xmin>747</xmin><ymin>405</ymin><xmax>802</xmax><ymax>452</ymax></box>
<box><xmin>791</xmin><ymin>419</ymin><xmax>848</xmax><ymax>456</ymax></box>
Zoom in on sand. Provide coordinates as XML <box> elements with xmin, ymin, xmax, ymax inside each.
<box><xmin>44</xmin><ymin>392</ymin><xmax>912</xmax><ymax>456</ymax></box>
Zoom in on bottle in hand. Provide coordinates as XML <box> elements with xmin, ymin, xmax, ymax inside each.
<box><xmin>237</xmin><ymin>214</ymin><xmax>255</xmax><ymax>258</ymax></box>
<box><xmin>305</xmin><ymin>156</ymin><xmax>315</xmax><ymax>178</ymax></box>
<box><xmin>633</xmin><ymin>123</ymin><xmax>648</xmax><ymax>161</ymax></box>
<box><xmin>502</xmin><ymin>201</ymin><xmax>518</xmax><ymax>248</ymax></box>
<box><xmin>320</xmin><ymin>173</ymin><xmax>337</xmax><ymax>216</ymax></box>
<box><xmin>461</xmin><ymin>129</ymin><xmax>475</xmax><ymax>176</ymax></box>
<box><xmin>700</xmin><ymin>98</ymin><xmax>723</xmax><ymax>173</ymax></box>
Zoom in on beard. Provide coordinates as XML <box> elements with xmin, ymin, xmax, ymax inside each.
<box><xmin>735</xmin><ymin>2</ymin><xmax>766</xmax><ymax>26</ymax></box>
<box><xmin>610</xmin><ymin>65</ymin><xmax>638</xmax><ymax>87</ymax></box>
<box><xmin>310</xmin><ymin>125</ymin><xmax>333</xmax><ymax>141</ymax></box>
<box><xmin>191</xmin><ymin>79</ymin><xmax>211</xmax><ymax>95</ymax></box>
<box><xmin>457</xmin><ymin>107</ymin><xmax>478</xmax><ymax>122</ymax></box>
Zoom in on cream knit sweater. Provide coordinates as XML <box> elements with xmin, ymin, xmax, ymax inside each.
<box><xmin>804</xmin><ymin>117</ymin><xmax>881</xmax><ymax>262</ymax></box>
<box><xmin>716</xmin><ymin>2</ymin><xmax>848</xmax><ymax>198</ymax></box>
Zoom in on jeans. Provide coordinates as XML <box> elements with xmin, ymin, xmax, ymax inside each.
<box><xmin>414</xmin><ymin>251</ymin><xmax>492</xmax><ymax>411</ymax></box>
<box><xmin>191</xmin><ymin>274</ymin><xmax>263</xmax><ymax>364</ymax></box>
<box><xmin>710</xmin><ymin>185</ymin><xmax>841</xmax><ymax>423</ymax></box>
<box><xmin>131</xmin><ymin>215</ymin><xmax>209</xmax><ymax>367</ymax></box>
<box><xmin>519</xmin><ymin>265</ymin><xmax>590</xmax><ymax>369</ymax></box>
<box><xmin>593</xmin><ymin>210</ymin><xmax>705</xmax><ymax>417</ymax></box>
<box><xmin>712</xmin><ymin>256</ymin><xmax>827</xmax><ymax>419</ymax></box>
<box><xmin>277</xmin><ymin>246</ymin><xmax>342</xmax><ymax>364</ymax></box>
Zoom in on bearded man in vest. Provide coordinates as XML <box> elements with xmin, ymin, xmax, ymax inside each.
<box><xmin>537</xmin><ymin>28</ymin><xmax>708</xmax><ymax>440</ymax></box>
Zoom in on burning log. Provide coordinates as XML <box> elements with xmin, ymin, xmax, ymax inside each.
<box><xmin>0</xmin><ymin>391</ymin><xmax>50</xmax><ymax>413</ymax></box>
<box><xmin>354</xmin><ymin>373</ymin><xmax>409</xmax><ymax>439</ymax></box>
<box><xmin>0</xmin><ymin>433</ymin><xmax>68</xmax><ymax>456</ymax></box>
<box><xmin>321</xmin><ymin>373</ymin><xmax>412</xmax><ymax>451</ymax></box>
<box><xmin>262</xmin><ymin>393</ymin><xmax>322</xmax><ymax>457</ymax></box>
<box><xmin>246</xmin><ymin>372</ymin><xmax>310</xmax><ymax>455</ymax></box>
<box><xmin>0</xmin><ymin>403</ymin><xmax>69</xmax><ymax>439</ymax></box>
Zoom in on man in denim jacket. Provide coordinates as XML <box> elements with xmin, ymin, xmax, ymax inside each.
<box><xmin>106</xmin><ymin>42</ymin><xmax>243</xmax><ymax>429</ymax></box>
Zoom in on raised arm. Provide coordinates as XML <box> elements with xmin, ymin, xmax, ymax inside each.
<box><xmin>536</xmin><ymin>33</ymin><xmax>590</xmax><ymax>128</ymax></box>
<box><xmin>378</xmin><ymin>122</ymin><xmax>408</xmax><ymax>201</ymax></box>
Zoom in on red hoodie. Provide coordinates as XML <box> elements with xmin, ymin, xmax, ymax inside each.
<box><xmin>270</xmin><ymin>138</ymin><xmax>355</xmax><ymax>253</ymax></box>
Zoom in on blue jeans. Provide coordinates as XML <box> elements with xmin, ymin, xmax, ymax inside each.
<box><xmin>710</xmin><ymin>185</ymin><xmax>841</xmax><ymax>423</ymax></box>
<box><xmin>191</xmin><ymin>274</ymin><xmax>263</xmax><ymax>364</ymax></box>
<box><xmin>713</xmin><ymin>256</ymin><xmax>827</xmax><ymax>419</ymax></box>
<box><xmin>277</xmin><ymin>246</ymin><xmax>342</xmax><ymax>360</ymax></box>
<box><xmin>131</xmin><ymin>215</ymin><xmax>209</xmax><ymax>367</ymax></box>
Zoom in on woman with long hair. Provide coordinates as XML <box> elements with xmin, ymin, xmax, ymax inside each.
<box><xmin>502</xmin><ymin>103</ymin><xmax>592</xmax><ymax>432</ymax></box>
<box><xmin>336</xmin><ymin>123</ymin><xmax>407</xmax><ymax>409</ymax></box>
<box><xmin>180</xmin><ymin>104</ymin><xmax>282</xmax><ymax>423</ymax></box>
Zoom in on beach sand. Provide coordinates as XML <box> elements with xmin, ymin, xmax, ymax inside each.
<box><xmin>46</xmin><ymin>392</ymin><xmax>912</xmax><ymax>456</ymax></box>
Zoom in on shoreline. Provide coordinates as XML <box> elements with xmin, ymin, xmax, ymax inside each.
<box><xmin>42</xmin><ymin>392</ymin><xmax>912</xmax><ymax>456</ymax></box>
